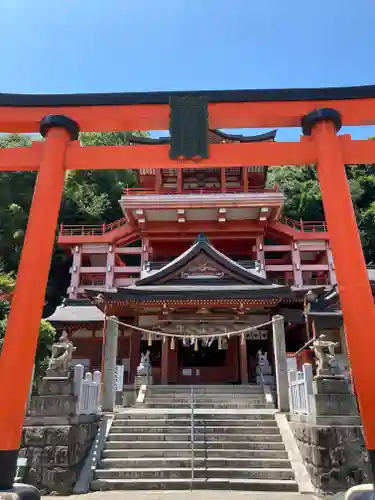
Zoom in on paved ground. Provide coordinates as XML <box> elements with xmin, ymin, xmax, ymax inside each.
<box><xmin>42</xmin><ymin>491</ymin><xmax>335</xmax><ymax>500</ymax></box>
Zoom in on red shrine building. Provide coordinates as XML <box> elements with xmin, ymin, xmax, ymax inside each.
<box><xmin>47</xmin><ymin>129</ymin><xmax>374</xmax><ymax>385</ymax></box>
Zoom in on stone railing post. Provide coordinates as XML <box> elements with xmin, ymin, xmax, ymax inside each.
<box><xmin>272</xmin><ymin>315</ymin><xmax>289</xmax><ymax>412</ymax></box>
<box><xmin>302</xmin><ymin>363</ymin><xmax>313</xmax><ymax>414</ymax></box>
<box><xmin>73</xmin><ymin>364</ymin><xmax>84</xmax><ymax>399</ymax></box>
<box><xmin>102</xmin><ymin>317</ymin><xmax>119</xmax><ymax>412</ymax></box>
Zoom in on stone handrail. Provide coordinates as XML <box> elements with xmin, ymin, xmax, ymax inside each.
<box><xmin>288</xmin><ymin>363</ymin><xmax>313</xmax><ymax>415</ymax></box>
<box><xmin>74</xmin><ymin>364</ymin><xmax>101</xmax><ymax>415</ymax></box>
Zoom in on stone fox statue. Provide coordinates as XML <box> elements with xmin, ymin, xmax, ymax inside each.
<box><xmin>137</xmin><ymin>350</ymin><xmax>151</xmax><ymax>376</ymax></box>
<box><xmin>311</xmin><ymin>334</ymin><xmax>340</xmax><ymax>377</ymax></box>
<box><xmin>47</xmin><ymin>331</ymin><xmax>76</xmax><ymax>376</ymax></box>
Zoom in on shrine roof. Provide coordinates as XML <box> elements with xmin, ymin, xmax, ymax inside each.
<box><xmin>137</xmin><ymin>234</ymin><xmax>272</xmax><ymax>286</ymax></box>
<box><xmin>46</xmin><ymin>299</ymin><xmax>105</xmax><ymax>324</ymax></box>
<box><xmin>85</xmin><ymin>284</ymin><xmax>303</xmax><ymax>302</ymax></box>
<box><xmin>127</xmin><ymin>129</ymin><xmax>277</xmax><ymax>145</ymax></box>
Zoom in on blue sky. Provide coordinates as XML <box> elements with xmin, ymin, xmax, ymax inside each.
<box><xmin>1</xmin><ymin>0</ymin><xmax>375</xmax><ymax>140</ymax></box>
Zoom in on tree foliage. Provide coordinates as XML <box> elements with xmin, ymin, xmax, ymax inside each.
<box><xmin>0</xmin><ymin>132</ymin><xmax>138</xmax><ymax>317</ymax></box>
<box><xmin>267</xmin><ymin>160</ymin><xmax>375</xmax><ymax>261</ymax></box>
<box><xmin>0</xmin><ymin>271</ymin><xmax>56</xmax><ymax>376</ymax></box>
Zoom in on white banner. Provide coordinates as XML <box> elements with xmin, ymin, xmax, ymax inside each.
<box><xmin>114</xmin><ymin>365</ymin><xmax>124</xmax><ymax>391</ymax></box>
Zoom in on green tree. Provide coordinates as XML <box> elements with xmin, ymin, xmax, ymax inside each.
<box><xmin>268</xmin><ymin>162</ymin><xmax>374</xmax><ymax>261</ymax></box>
<box><xmin>0</xmin><ymin>135</ymin><xmax>35</xmax><ymax>271</ymax></box>
<box><xmin>0</xmin><ymin>131</ymin><xmax>139</xmax><ymax>315</ymax></box>
<box><xmin>0</xmin><ymin>272</ymin><xmax>56</xmax><ymax>376</ymax></box>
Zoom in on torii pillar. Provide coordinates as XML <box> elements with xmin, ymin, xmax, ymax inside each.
<box><xmin>302</xmin><ymin>108</ymin><xmax>375</xmax><ymax>482</ymax></box>
<box><xmin>0</xmin><ymin>116</ymin><xmax>79</xmax><ymax>492</ymax></box>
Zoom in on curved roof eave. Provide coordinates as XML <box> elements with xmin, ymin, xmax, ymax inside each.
<box><xmin>127</xmin><ymin>129</ymin><xmax>277</xmax><ymax>145</ymax></box>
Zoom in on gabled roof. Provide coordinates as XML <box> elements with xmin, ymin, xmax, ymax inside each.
<box><xmin>137</xmin><ymin>234</ymin><xmax>274</xmax><ymax>287</ymax></box>
<box><xmin>127</xmin><ymin>129</ymin><xmax>277</xmax><ymax>145</ymax></box>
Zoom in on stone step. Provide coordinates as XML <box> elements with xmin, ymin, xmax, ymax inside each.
<box><xmin>145</xmin><ymin>400</ymin><xmax>265</xmax><ymax>405</ymax></box>
<box><xmin>116</xmin><ymin>412</ymin><xmax>276</xmax><ymax>420</ymax></box>
<box><xmin>104</xmin><ymin>440</ymin><xmax>286</xmax><ymax>450</ymax></box>
<box><xmin>146</xmin><ymin>395</ymin><xmax>265</xmax><ymax>400</ymax></box>
<box><xmin>102</xmin><ymin>448</ymin><xmax>289</xmax><ymax>459</ymax></box>
<box><xmin>112</xmin><ymin>419</ymin><xmax>278</xmax><ymax>428</ymax></box>
<box><xmin>107</xmin><ymin>433</ymin><xmax>282</xmax><ymax>442</ymax></box>
<box><xmin>150</xmin><ymin>384</ymin><xmax>262</xmax><ymax>389</ymax></box>
<box><xmin>110</xmin><ymin>426</ymin><xmax>280</xmax><ymax>435</ymax></box>
<box><xmin>149</xmin><ymin>384</ymin><xmax>262</xmax><ymax>394</ymax></box>
<box><xmin>99</xmin><ymin>457</ymin><xmax>291</xmax><ymax>469</ymax></box>
<box><xmin>91</xmin><ymin>477</ymin><xmax>299</xmax><ymax>491</ymax></box>
<box><xmin>148</xmin><ymin>394</ymin><xmax>264</xmax><ymax>399</ymax></box>
<box><xmin>95</xmin><ymin>467</ymin><xmax>295</xmax><ymax>481</ymax></box>
<box><xmin>148</xmin><ymin>394</ymin><xmax>265</xmax><ymax>397</ymax></box>
<box><xmin>144</xmin><ymin>403</ymin><xmax>267</xmax><ymax>409</ymax></box>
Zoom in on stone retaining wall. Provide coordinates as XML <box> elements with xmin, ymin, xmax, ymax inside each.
<box><xmin>290</xmin><ymin>422</ymin><xmax>370</xmax><ymax>493</ymax></box>
<box><xmin>20</xmin><ymin>414</ymin><xmax>100</xmax><ymax>493</ymax></box>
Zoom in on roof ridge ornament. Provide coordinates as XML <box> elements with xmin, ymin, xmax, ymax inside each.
<box><xmin>195</xmin><ymin>233</ymin><xmax>209</xmax><ymax>244</ymax></box>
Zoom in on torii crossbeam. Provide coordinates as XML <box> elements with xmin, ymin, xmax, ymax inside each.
<box><xmin>0</xmin><ymin>86</ymin><xmax>375</xmax><ymax>491</ymax></box>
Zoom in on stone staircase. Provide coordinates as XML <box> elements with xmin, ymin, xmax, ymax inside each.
<box><xmin>143</xmin><ymin>384</ymin><xmax>271</xmax><ymax>409</ymax></box>
<box><xmin>91</xmin><ymin>385</ymin><xmax>298</xmax><ymax>491</ymax></box>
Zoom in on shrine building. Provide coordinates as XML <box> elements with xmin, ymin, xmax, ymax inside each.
<box><xmin>47</xmin><ymin>129</ymin><xmax>374</xmax><ymax>385</ymax></box>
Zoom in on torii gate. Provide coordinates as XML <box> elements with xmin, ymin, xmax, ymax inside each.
<box><xmin>0</xmin><ymin>87</ymin><xmax>375</xmax><ymax>490</ymax></box>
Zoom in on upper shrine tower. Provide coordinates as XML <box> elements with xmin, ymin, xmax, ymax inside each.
<box><xmin>58</xmin><ymin>128</ymin><xmax>334</xmax><ymax>299</ymax></box>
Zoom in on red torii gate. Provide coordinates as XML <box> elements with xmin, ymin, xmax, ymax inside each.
<box><xmin>0</xmin><ymin>87</ymin><xmax>375</xmax><ymax>491</ymax></box>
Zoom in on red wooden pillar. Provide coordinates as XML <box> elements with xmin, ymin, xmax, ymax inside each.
<box><xmin>243</xmin><ymin>166</ymin><xmax>249</xmax><ymax>192</ymax></box>
<box><xmin>226</xmin><ymin>337</ymin><xmax>238</xmax><ymax>382</ymax></box>
<box><xmin>303</xmin><ymin>108</ymin><xmax>375</xmax><ymax>477</ymax></box>
<box><xmin>0</xmin><ymin>115</ymin><xmax>78</xmax><ymax>490</ymax></box>
<box><xmin>155</xmin><ymin>169</ymin><xmax>162</xmax><ymax>193</ymax></box>
<box><xmin>221</xmin><ymin>167</ymin><xmax>226</xmax><ymax>192</ymax></box>
<box><xmin>169</xmin><ymin>342</ymin><xmax>178</xmax><ymax>383</ymax></box>
<box><xmin>161</xmin><ymin>339</ymin><xmax>169</xmax><ymax>384</ymax></box>
<box><xmin>239</xmin><ymin>337</ymin><xmax>248</xmax><ymax>384</ymax></box>
<box><xmin>177</xmin><ymin>168</ymin><xmax>183</xmax><ymax>193</ymax></box>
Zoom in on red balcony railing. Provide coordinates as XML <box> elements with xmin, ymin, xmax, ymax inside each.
<box><xmin>123</xmin><ymin>186</ymin><xmax>278</xmax><ymax>196</ymax></box>
<box><xmin>79</xmin><ymin>276</ymin><xmax>106</xmax><ymax>286</ymax></box>
<box><xmin>304</xmin><ymin>276</ymin><xmax>330</xmax><ymax>286</ymax></box>
<box><xmin>280</xmin><ymin>216</ymin><xmax>327</xmax><ymax>232</ymax></box>
<box><xmin>59</xmin><ymin>216</ymin><xmax>128</xmax><ymax>236</ymax></box>
<box><xmin>271</xmin><ymin>275</ymin><xmax>329</xmax><ymax>286</ymax></box>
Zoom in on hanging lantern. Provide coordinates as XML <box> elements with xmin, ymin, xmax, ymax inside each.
<box><xmin>163</xmin><ymin>335</ymin><xmax>166</xmax><ymax>344</ymax></box>
<box><xmin>241</xmin><ymin>332</ymin><xmax>245</xmax><ymax>345</ymax></box>
<box><xmin>148</xmin><ymin>333</ymin><xmax>153</xmax><ymax>346</ymax></box>
<box><xmin>194</xmin><ymin>337</ymin><xmax>199</xmax><ymax>351</ymax></box>
<box><xmin>218</xmin><ymin>336</ymin><xmax>223</xmax><ymax>350</ymax></box>
<box><xmin>170</xmin><ymin>337</ymin><xmax>175</xmax><ymax>350</ymax></box>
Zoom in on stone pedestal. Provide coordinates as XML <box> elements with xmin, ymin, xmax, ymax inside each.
<box><xmin>312</xmin><ymin>377</ymin><xmax>360</xmax><ymax>425</ymax></box>
<box><xmin>20</xmin><ymin>374</ymin><xmax>100</xmax><ymax>494</ymax></box>
<box><xmin>30</xmin><ymin>376</ymin><xmax>76</xmax><ymax>417</ymax></box>
<box><xmin>290</xmin><ymin>377</ymin><xmax>369</xmax><ymax>493</ymax></box>
<box><xmin>135</xmin><ymin>375</ymin><xmax>152</xmax><ymax>389</ymax></box>
<box><xmin>256</xmin><ymin>355</ymin><xmax>275</xmax><ymax>385</ymax></box>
